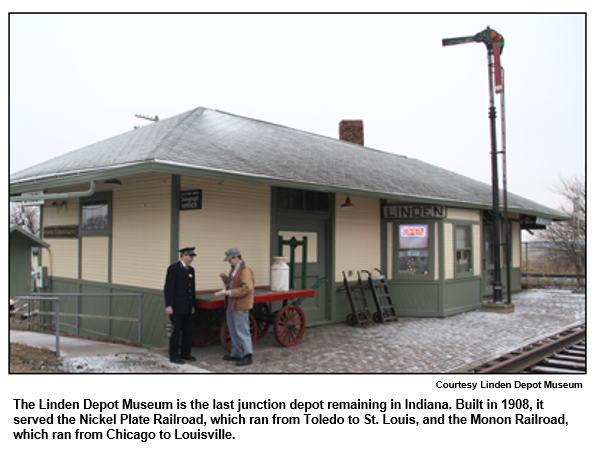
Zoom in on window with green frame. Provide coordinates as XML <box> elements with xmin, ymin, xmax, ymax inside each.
<box><xmin>398</xmin><ymin>224</ymin><xmax>430</xmax><ymax>276</ymax></box>
<box><xmin>276</xmin><ymin>187</ymin><xmax>329</xmax><ymax>212</ymax></box>
<box><xmin>455</xmin><ymin>224</ymin><xmax>472</xmax><ymax>274</ymax></box>
<box><xmin>80</xmin><ymin>192</ymin><xmax>112</xmax><ymax>236</ymax></box>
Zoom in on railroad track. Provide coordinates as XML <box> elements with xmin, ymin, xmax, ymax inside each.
<box><xmin>469</xmin><ymin>323</ymin><xmax>585</xmax><ymax>374</ymax></box>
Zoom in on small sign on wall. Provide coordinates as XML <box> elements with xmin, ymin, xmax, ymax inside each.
<box><xmin>383</xmin><ymin>205</ymin><xmax>446</xmax><ymax>219</ymax></box>
<box><xmin>44</xmin><ymin>226</ymin><xmax>79</xmax><ymax>239</ymax></box>
<box><xmin>180</xmin><ymin>190</ymin><xmax>202</xmax><ymax>210</ymax></box>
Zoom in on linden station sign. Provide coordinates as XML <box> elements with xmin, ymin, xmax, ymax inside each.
<box><xmin>383</xmin><ymin>205</ymin><xmax>447</xmax><ymax>219</ymax></box>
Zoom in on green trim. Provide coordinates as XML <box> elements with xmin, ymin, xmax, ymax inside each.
<box><xmin>79</xmin><ymin>191</ymin><xmax>113</xmax><ymax>237</ymax></box>
<box><xmin>437</xmin><ymin>219</ymin><xmax>446</xmax><ymax>315</ymax></box>
<box><xmin>77</xmin><ymin>191</ymin><xmax>113</xmax><ymax>282</ymax></box>
<box><xmin>391</xmin><ymin>219</ymin><xmax>438</xmax><ymax>282</ymax></box>
<box><xmin>170</xmin><ymin>175</ymin><xmax>181</xmax><ymax>263</ymax></box>
<box><xmin>270</xmin><ymin>187</ymin><xmax>335</xmax><ymax>323</ymax></box>
<box><xmin>448</xmin><ymin>220</ymin><xmax>480</xmax><ymax>278</ymax></box>
<box><xmin>326</xmin><ymin>193</ymin><xmax>336</xmax><ymax>322</ymax></box>
<box><xmin>107</xmin><ymin>234</ymin><xmax>113</xmax><ymax>284</ymax></box>
<box><xmin>379</xmin><ymin>199</ymin><xmax>389</xmax><ymax>277</ymax></box>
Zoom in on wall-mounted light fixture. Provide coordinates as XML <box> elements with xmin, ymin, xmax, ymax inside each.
<box><xmin>104</xmin><ymin>179</ymin><xmax>122</xmax><ymax>186</ymax></box>
<box><xmin>340</xmin><ymin>195</ymin><xmax>356</xmax><ymax>209</ymax></box>
<box><xmin>51</xmin><ymin>201</ymin><xmax>68</xmax><ymax>213</ymax></box>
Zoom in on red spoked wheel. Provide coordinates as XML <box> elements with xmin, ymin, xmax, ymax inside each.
<box><xmin>192</xmin><ymin>309</ymin><xmax>222</xmax><ymax>347</ymax></box>
<box><xmin>273</xmin><ymin>305</ymin><xmax>306</xmax><ymax>347</ymax></box>
<box><xmin>251</xmin><ymin>302</ymin><xmax>272</xmax><ymax>339</ymax></box>
<box><xmin>220</xmin><ymin>313</ymin><xmax>258</xmax><ymax>353</ymax></box>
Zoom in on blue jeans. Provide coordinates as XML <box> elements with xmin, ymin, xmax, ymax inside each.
<box><xmin>226</xmin><ymin>308</ymin><xmax>253</xmax><ymax>358</ymax></box>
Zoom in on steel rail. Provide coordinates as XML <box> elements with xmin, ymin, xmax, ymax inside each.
<box><xmin>471</xmin><ymin>324</ymin><xmax>585</xmax><ymax>373</ymax></box>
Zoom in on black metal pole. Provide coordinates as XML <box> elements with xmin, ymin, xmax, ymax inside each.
<box><xmin>500</xmin><ymin>67</ymin><xmax>512</xmax><ymax>304</ymax></box>
<box><xmin>443</xmin><ymin>27</ymin><xmax>505</xmax><ymax>304</ymax></box>
<box><xmin>486</xmin><ymin>47</ymin><xmax>503</xmax><ymax>303</ymax></box>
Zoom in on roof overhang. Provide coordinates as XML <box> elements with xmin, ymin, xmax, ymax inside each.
<box><xmin>10</xmin><ymin>225</ymin><xmax>50</xmax><ymax>248</ymax></box>
<box><xmin>10</xmin><ymin>160</ymin><xmax>570</xmax><ymax>222</ymax></box>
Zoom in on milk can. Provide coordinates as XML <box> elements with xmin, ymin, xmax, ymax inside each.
<box><xmin>270</xmin><ymin>256</ymin><xmax>289</xmax><ymax>292</ymax></box>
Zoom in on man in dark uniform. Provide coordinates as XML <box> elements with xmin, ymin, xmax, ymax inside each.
<box><xmin>164</xmin><ymin>247</ymin><xmax>197</xmax><ymax>364</ymax></box>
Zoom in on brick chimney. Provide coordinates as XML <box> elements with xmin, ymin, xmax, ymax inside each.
<box><xmin>339</xmin><ymin>120</ymin><xmax>364</xmax><ymax>146</ymax></box>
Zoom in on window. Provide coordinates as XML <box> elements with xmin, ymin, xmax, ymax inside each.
<box><xmin>80</xmin><ymin>193</ymin><xmax>112</xmax><ymax>236</ymax></box>
<box><xmin>455</xmin><ymin>225</ymin><xmax>472</xmax><ymax>274</ymax></box>
<box><xmin>398</xmin><ymin>224</ymin><xmax>429</xmax><ymax>275</ymax></box>
<box><xmin>276</xmin><ymin>188</ymin><xmax>329</xmax><ymax>212</ymax></box>
<box><xmin>278</xmin><ymin>231</ymin><xmax>318</xmax><ymax>263</ymax></box>
<box><xmin>82</xmin><ymin>202</ymin><xmax>109</xmax><ymax>230</ymax></box>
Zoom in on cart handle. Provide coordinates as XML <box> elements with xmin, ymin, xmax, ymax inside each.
<box><xmin>291</xmin><ymin>277</ymin><xmax>328</xmax><ymax>307</ymax></box>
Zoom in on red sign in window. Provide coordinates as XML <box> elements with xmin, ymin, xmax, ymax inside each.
<box><xmin>399</xmin><ymin>224</ymin><xmax>429</xmax><ymax>249</ymax></box>
<box><xmin>401</xmin><ymin>226</ymin><xmax>427</xmax><ymax>237</ymax></box>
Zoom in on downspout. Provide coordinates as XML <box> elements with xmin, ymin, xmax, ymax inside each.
<box><xmin>10</xmin><ymin>181</ymin><xmax>97</xmax><ymax>202</ymax></box>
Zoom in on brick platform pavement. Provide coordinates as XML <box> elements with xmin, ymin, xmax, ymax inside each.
<box><xmin>181</xmin><ymin>289</ymin><xmax>585</xmax><ymax>373</ymax></box>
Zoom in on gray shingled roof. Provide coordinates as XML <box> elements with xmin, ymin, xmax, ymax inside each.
<box><xmin>10</xmin><ymin>106</ymin><xmax>565</xmax><ymax>219</ymax></box>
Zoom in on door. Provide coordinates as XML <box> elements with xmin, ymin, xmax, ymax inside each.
<box><xmin>275</xmin><ymin>217</ymin><xmax>328</xmax><ymax>324</ymax></box>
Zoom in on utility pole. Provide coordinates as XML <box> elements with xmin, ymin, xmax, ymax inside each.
<box><xmin>443</xmin><ymin>27</ymin><xmax>514</xmax><ymax>312</ymax></box>
<box><xmin>500</xmin><ymin>67</ymin><xmax>512</xmax><ymax>305</ymax></box>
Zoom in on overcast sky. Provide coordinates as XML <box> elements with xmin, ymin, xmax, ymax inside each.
<box><xmin>8</xmin><ymin>12</ymin><xmax>585</xmax><ymax>212</ymax></box>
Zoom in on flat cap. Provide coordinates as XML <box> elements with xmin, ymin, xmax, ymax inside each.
<box><xmin>179</xmin><ymin>247</ymin><xmax>197</xmax><ymax>256</ymax></box>
<box><xmin>224</xmin><ymin>247</ymin><xmax>241</xmax><ymax>261</ymax></box>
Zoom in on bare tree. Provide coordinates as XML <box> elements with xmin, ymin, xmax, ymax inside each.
<box><xmin>10</xmin><ymin>203</ymin><xmax>40</xmax><ymax>235</ymax></box>
<box><xmin>536</xmin><ymin>175</ymin><xmax>585</xmax><ymax>288</ymax></box>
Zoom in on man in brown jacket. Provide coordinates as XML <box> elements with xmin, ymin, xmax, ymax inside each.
<box><xmin>219</xmin><ymin>248</ymin><xmax>255</xmax><ymax>366</ymax></box>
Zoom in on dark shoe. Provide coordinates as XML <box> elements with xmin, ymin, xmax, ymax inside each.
<box><xmin>181</xmin><ymin>355</ymin><xmax>196</xmax><ymax>362</ymax></box>
<box><xmin>170</xmin><ymin>357</ymin><xmax>185</xmax><ymax>364</ymax></box>
<box><xmin>236</xmin><ymin>354</ymin><xmax>253</xmax><ymax>366</ymax></box>
<box><xmin>223</xmin><ymin>354</ymin><xmax>241</xmax><ymax>362</ymax></box>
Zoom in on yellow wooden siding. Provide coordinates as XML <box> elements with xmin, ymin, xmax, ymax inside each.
<box><xmin>81</xmin><ymin>237</ymin><xmax>109</xmax><ymax>282</ymax></box>
<box><xmin>111</xmin><ymin>174</ymin><xmax>172</xmax><ymax>290</ymax></box>
<box><xmin>42</xmin><ymin>197</ymin><xmax>80</xmax><ymax>226</ymax></box>
<box><xmin>447</xmin><ymin>208</ymin><xmax>480</xmax><ymax>222</ymax></box>
<box><xmin>41</xmin><ymin>240</ymin><xmax>78</xmax><ymax>279</ymax></box>
<box><xmin>473</xmin><ymin>224</ymin><xmax>482</xmax><ymax>276</ymax></box>
<box><xmin>179</xmin><ymin>177</ymin><xmax>271</xmax><ymax>290</ymax></box>
<box><xmin>335</xmin><ymin>194</ymin><xmax>381</xmax><ymax>282</ymax></box>
<box><xmin>40</xmin><ymin>196</ymin><xmax>80</xmax><ymax>278</ymax></box>
<box><xmin>444</xmin><ymin>222</ymin><xmax>454</xmax><ymax>279</ymax></box>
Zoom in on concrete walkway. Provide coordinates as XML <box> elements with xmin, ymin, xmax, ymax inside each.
<box><xmin>10</xmin><ymin>330</ymin><xmax>206</xmax><ymax>373</ymax></box>
<box><xmin>10</xmin><ymin>288</ymin><xmax>585</xmax><ymax>373</ymax></box>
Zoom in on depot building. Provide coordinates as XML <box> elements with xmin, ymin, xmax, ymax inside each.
<box><xmin>9</xmin><ymin>107</ymin><xmax>567</xmax><ymax>347</ymax></box>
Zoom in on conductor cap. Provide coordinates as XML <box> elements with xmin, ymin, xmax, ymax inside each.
<box><xmin>179</xmin><ymin>247</ymin><xmax>197</xmax><ymax>256</ymax></box>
